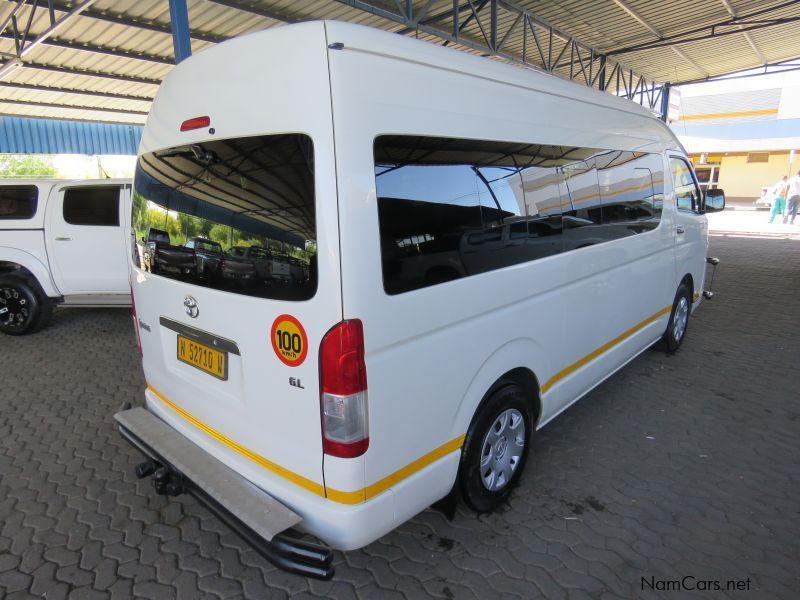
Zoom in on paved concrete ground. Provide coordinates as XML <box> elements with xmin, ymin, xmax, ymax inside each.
<box><xmin>1</xmin><ymin>232</ymin><xmax>799</xmax><ymax>599</ymax></box>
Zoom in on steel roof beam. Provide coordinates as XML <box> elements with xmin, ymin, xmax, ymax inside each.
<box><xmin>674</xmin><ymin>56</ymin><xmax>800</xmax><ymax>86</ymax></box>
<box><xmin>204</xmin><ymin>0</ymin><xmax>301</xmax><ymax>23</ymax></box>
<box><xmin>18</xmin><ymin>62</ymin><xmax>161</xmax><ymax>86</ymax></box>
<box><xmin>0</xmin><ymin>0</ymin><xmax>101</xmax><ymax>79</ymax></box>
<box><xmin>0</xmin><ymin>96</ymin><xmax>148</xmax><ymax>115</ymax></box>
<box><xmin>4</xmin><ymin>0</ymin><xmax>226</xmax><ymax>43</ymax></box>
<box><xmin>608</xmin><ymin>1</ymin><xmax>800</xmax><ymax>56</ymax></box>
<box><xmin>720</xmin><ymin>0</ymin><xmax>766</xmax><ymax>65</ymax></box>
<box><xmin>168</xmin><ymin>0</ymin><xmax>192</xmax><ymax>63</ymax></box>
<box><xmin>329</xmin><ymin>0</ymin><xmax>665</xmax><ymax>111</ymax></box>
<box><xmin>610</xmin><ymin>0</ymin><xmax>708</xmax><ymax>78</ymax></box>
<box><xmin>0</xmin><ymin>32</ymin><xmax>174</xmax><ymax>64</ymax></box>
<box><xmin>0</xmin><ymin>80</ymin><xmax>153</xmax><ymax>101</ymax></box>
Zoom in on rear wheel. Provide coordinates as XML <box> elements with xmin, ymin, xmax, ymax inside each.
<box><xmin>459</xmin><ymin>384</ymin><xmax>533</xmax><ymax>513</ymax></box>
<box><xmin>659</xmin><ymin>283</ymin><xmax>691</xmax><ymax>353</ymax></box>
<box><xmin>0</xmin><ymin>276</ymin><xmax>53</xmax><ymax>335</ymax></box>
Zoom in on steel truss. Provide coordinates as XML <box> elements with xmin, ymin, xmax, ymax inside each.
<box><xmin>333</xmin><ymin>0</ymin><xmax>669</xmax><ymax>114</ymax></box>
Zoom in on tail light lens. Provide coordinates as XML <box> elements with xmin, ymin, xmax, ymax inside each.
<box><xmin>319</xmin><ymin>320</ymin><xmax>368</xmax><ymax>458</ymax></box>
<box><xmin>130</xmin><ymin>282</ymin><xmax>142</xmax><ymax>356</ymax></box>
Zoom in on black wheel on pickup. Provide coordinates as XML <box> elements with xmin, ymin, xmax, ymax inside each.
<box><xmin>0</xmin><ymin>275</ymin><xmax>54</xmax><ymax>335</ymax></box>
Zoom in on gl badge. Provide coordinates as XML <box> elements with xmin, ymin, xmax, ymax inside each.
<box><xmin>183</xmin><ymin>295</ymin><xmax>199</xmax><ymax>318</ymax></box>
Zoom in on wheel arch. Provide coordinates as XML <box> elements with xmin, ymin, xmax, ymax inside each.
<box><xmin>679</xmin><ymin>273</ymin><xmax>694</xmax><ymax>302</ymax></box>
<box><xmin>452</xmin><ymin>338</ymin><xmax>546</xmax><ymax>443</ymax></box>
<box><xmin>0</xmin><ymin>248</ymin><xmax>59</xmax><ymax>298</ymax></box>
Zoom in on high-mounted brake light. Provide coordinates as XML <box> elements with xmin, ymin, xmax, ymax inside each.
<box><xmin>319</xmin><ymin>320</ymin><xmax>369</xmax><ymax>458</ymax></box>
<box><xmin>180</xmin><ymin>116</ymin><xmax>210</xmax><ymax>132</ymax></box>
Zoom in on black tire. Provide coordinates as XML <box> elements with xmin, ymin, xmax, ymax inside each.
<box><xmin>658</xmin><ymin>283</ymin><xmax>691</xmax><ymax>353</ymax></box>
<box><xmin>0</xmin><ymin>276</ymin><xmax>54</xmax><ymax>335</ymax></box>
<box><xmin>458</xmin><ymin>384</ymin><xmax>534</xmax><ymax>513</ymax></box>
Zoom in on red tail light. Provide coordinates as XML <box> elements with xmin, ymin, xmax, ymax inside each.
<box><xmin>130</xmin><ymin>282</ymin><xmax>142</xmax><ymax>356</ymax></box>
<box><xmin>319</xmin><ymin>320</ymin><xmax>368</xmax><ymax>458</ymax></box>
<box><xmin>180</xmin><ymin>115</ymin><xmax>210</xmax><ymax>131</ymax></box>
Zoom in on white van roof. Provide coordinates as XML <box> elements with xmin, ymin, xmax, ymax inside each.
<box><xmin>143</xmin><ymin>20</ymin><xmax>681</xmax><ymax>155</ymax></box>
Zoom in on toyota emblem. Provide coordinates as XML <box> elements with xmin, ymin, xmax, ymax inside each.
<box><xmin>184</xmin><ymin>295</ymin><xmax>199</xmax><ymax>318</ymax></box>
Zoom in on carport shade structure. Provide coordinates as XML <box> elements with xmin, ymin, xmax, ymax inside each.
<box><xmin>0</xmin><ymin>0</ymin><xmax>798</xmax><ymax>130</ymax></box>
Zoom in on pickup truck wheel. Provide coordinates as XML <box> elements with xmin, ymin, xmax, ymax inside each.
<box><xmin>0</xmin><ymin>276</ymin><xmax>53</xmax><ymax>335</ymax></box>
<box><xmin>458</xmin><ymin>384</ymin><xmax>533</xmax><ymax>513</ymax></box>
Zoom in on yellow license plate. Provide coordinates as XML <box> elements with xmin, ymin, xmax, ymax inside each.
<box><xmin>177</xmin><ymin>335</ymin><xmax>227</xmax><ymax>380</ymax></box>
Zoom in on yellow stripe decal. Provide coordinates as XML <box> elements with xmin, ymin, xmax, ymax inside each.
<box><xmin>147</xmin><ymin>384</ymin><xmax>326</xmax><ymax>497</ymax></box>
<box><xmin>326</xmin><ymin>435</ymin><xmax>467</xmax><ymax>504</ymax></box>
<box><xmin>146</xmin><ymin>384</ymin><xmax>465</xmax><ymax>505</ymax></box>
<box><xmin>147</xmin><ymin>304</ymin><xmax>672</xmax><ymax>503</ymax></box>
<box><xmin>678</xmin><ymin>108</ymin><xmax>778</xmax><ymax>122</ymax></box>
<box><xmin>540</xmin><ymin>305</ymin><xmax>672</xmax><ymax>395</ymax></box>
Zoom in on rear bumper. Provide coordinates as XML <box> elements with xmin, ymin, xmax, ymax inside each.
<box><xmin>115</xmin><ymin>407</ymin><xmax>334</xmax><ymax>579</ymax></box>
<box><xmin>141</xmin><ymin>387</ymin><xmax>457</xmax><ymax>551</ymax></box>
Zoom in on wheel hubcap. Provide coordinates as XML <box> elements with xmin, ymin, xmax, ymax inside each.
<box><xmin>0</xmin><ymin>286</ymin><xmax>30</xmax><ymax>328</ymax></box>
<box><xmin>673</xmin><ymin>296</ymin><xmax>689</xmax><ymax>342</ymax></box>
<box><xmin>480</xmin><ymin>408</ymin><xmax>525</xmax><ymax>492</ymax></box>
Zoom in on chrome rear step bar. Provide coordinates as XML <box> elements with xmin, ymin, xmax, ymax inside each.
<box><xmin>115</xmin><ymin>407</ymin><xmax>334</xmax><ymax>580</ymax></box>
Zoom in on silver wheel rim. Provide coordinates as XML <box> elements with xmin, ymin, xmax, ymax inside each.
<box><xmin>673</xmin><ymin>296</ymin><xmax>689</xmax><ymax>342</ymax></box>
<box><xmin>480</xmin><ymin>408</ymin><xmax>525</xmax><ymax>492</ymax></box>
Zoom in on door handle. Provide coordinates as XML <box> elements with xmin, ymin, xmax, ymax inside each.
<box><xmin>55</xmin><ymin>236</ymin><xmax>72</xmax><ymax>241</ymax></box>
<box><xmin>676</xmin><ymin>226</ymin><xmax>685</xmax><ymax>235</ymax></box>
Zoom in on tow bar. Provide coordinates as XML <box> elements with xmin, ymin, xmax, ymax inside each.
<box><xmin>117</xmin><ymin>407</ymin><xmax>335</xmax><ymax>580</ymax></box>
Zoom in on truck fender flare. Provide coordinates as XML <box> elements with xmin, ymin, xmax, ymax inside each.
<box><xmin>0</xmin><ymin>246</ymin><xmax>60</xmax><ymax>298</ymax></box>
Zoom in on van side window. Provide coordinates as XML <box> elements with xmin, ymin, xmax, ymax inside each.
<box><xmin>562</xmin><ymin>158</ymin><xmax>602</xmax><ymax>248</ymax></box>
<box><xmin>63</xmin><ymin>186</ymin><xmax>120</xmax><ymax>226</ymax></box>
<box><xmin>670</xmin><ymin>157</ymin><xmax>700</xmax><ymax>212</ymax></box>
<box><xmin>0</xmin><ymin>185</ymin><xmax>38</xmax><ymax>220</ymax></box>
<box><xmin>375</xmin><ymin>136</ymin><xmax>664</xmax><ymax>295</ymax></box>
<box><xmin>597</xmin><ymin>152</ymin><xmax>664</xmax><ymax>238</ymax></box>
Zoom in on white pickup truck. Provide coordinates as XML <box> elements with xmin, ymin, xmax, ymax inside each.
<box><xmin>0</xmin><ymin>179</ymin><xmax>132</xmax><ymax>335</ymax></box>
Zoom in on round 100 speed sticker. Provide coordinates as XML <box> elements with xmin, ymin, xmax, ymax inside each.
<box><xmin>271</xmin><ymin>314</ymin><xmax>308</xmax><ymax>367</ymax></box>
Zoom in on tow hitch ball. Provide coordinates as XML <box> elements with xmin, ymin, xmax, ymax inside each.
<box><xmin>135</xmin><ymin>459</ymin><xmax>185</xmax><ymax>496</ymax></box>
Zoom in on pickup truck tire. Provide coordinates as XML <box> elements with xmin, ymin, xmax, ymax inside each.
<box><xmin>0</xmin><ymin>275</ymin><xmax>54</xmax><ymax>335</ymax></box>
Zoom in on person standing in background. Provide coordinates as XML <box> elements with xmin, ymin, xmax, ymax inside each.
<box><xmin>769</xmin><ymin>175</ymin><xmax>789</xmax><ymax>224</ymax></box>
<box><xmin>783</xmin><ymin>170</ymin><xmax>800</xmax><ymax>225</ymax></box>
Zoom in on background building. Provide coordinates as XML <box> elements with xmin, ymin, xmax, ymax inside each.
<box><xmin>671</xmin><ymin>69</ymin><xmax>800</xmax><ymax>203</ymax></box>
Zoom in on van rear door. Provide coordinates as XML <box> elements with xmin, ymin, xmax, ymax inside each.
<box><xmin>131</xmin><ymin>132</ymin><xmax>341</xmax><ymax>496</ymax></box>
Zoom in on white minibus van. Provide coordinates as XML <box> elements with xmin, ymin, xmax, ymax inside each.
<box><xmin>116</xmin><ymin>21</ymin><xmax>723</xmax><ymax>579</ymax></box>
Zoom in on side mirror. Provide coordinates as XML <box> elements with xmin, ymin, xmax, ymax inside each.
<box><xmin>704</xmin><ymin>188</ymin><xmax>725</xmax><ymax>213</ymax></box>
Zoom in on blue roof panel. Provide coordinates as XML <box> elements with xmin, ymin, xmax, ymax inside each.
<box><xmin>0</xmin><ymin>116</ymin><xmax>143</xmax><ymax>155</ymax></box>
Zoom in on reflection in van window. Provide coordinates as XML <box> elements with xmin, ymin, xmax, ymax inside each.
<box><xmin>131</xmin><ymin>134</ymin><xmax>317</xmax><ymax>301</ymax></box>
<box><xmin>374</xmin><ymin>136</ymin><xmax>664</xmax><ymax>294</ymax></box>
<box><xmin>670</xmin><ymin>157</ymin><xmax>699</xmax><ymax>212</ymax></box>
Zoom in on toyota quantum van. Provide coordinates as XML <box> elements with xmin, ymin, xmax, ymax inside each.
<box><xmin>116</xmin><ymin>21</ymin><xmax>724</xmax><ymax>579</ymax></box>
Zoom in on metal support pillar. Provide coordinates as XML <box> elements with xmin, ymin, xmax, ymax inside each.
<box><xmin>660</xmin><ymin>82</ymin><xmax>671</xmax><ymax>122</ymax></box>
<box><xmin>168</xmin><ymin>0</ymin><xmax>192</xmax><ymax>63</ymax></box>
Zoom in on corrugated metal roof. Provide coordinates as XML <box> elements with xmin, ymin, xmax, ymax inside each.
<box><xmin>0</xmin><ymin>0</ymin><xmax>798</xmax><ymax>125</ymax></box>
<box><xmin>0</xmin><ymin>116</ymin><xmax>142</xmax><ymax>154</ymax></box>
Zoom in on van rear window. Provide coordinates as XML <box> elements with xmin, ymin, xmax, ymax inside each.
<box><xmin>132</xmin><ymin>134</ymin><xmax>317</xmax><ymax>301</ymax></box>
<box><xmin>0</xmin><ymin>185</ymin><xmax>38</xmax><ymax>220</ymax></box>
